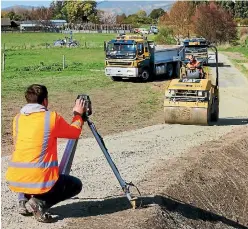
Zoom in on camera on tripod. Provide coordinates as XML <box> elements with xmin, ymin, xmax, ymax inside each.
<box><xmin>76</xmin><ymin>94</ymin><xmax>92</xmax><ymax>119</ymax></box>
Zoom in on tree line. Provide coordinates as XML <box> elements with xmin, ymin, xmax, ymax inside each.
<box><xmin>157</xmin><ymin>1</ymin><xmax>248</xmax><ymax>44</ymax></box>
<box><xmin>1</xmin><ymin>0</ymin><xmax>164</xmax><ymax>25</ymax></box>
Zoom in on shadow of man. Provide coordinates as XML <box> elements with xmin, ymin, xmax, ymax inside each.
<box><xmin>50</xmin><ymin>194</ymin><xmax>247</xmax><ymax>229</ymax></box>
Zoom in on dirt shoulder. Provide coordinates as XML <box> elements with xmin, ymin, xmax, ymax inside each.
<box><xmin>1</xmin><ymin>80</ymin><xmax>168</xmax><ymax>157</ymax></box>
<box><xmin>61</xmin><ymin>126</ymin><xmax>248</xmax><ymax>229</ymax></box>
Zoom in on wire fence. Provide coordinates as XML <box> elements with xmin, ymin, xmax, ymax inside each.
<box><xmin>1</xmin><ymin>41</ymin><xmax>104</xmax><ymax>51</ymax></box>
<box><xmin>1</xmin><ymin>52</ymin><xmax>105</xmax><ymax>73</ymax></box>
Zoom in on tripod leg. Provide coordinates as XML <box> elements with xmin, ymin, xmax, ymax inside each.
<box><xmin>87</xmin><ymin>120</ymin><xmax>133</xmax><ymax>202</ymax></box>
<box><xmin>59</xmin><ymin>139</ymin><xmax>79</xmax><ymax>175</ymax></box>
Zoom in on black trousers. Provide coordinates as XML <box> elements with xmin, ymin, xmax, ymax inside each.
<box><xmin>29</xmin><ymin>175</ymin><xmax>82</xmax><ymax>209</ymax></box>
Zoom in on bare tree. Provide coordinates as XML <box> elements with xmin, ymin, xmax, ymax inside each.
<box><xmin>30</xmin><ymin>6</ymin><xmax>53</xmax><ymax>26</ymax></box>
<box><xmin>166</xmin><ymin>1</ymin><xmax>195</xmax><ymax>39</ymax></box>
<box><xmin>98</xmin><ymin>10</ymin><xmax>116</xmax><ymax>24</ymax></box>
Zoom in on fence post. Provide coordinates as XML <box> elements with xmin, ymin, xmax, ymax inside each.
<box><xmin>2</xmin><ymin>52</ymin><xmax>5</xmax><ymax>72</ymax></box>
<box><xmin>63</xmin><ymin>55</ymin><xmax>65</xmax><ymax>70</ymax></box>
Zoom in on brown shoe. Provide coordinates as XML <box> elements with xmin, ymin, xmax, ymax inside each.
<box><xmin>18</xmin><ymin>200</ymin><xmax>32</xmax><ymax>216</ymax></box>
<box><xmin>25</xmin><ymin>197</ymin><xmax>54</xmax><ymax>223</ymax></box>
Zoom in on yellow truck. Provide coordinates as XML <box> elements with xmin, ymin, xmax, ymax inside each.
<box><xmin>164</xmin><ymin>44</ymin><xmax>219</xmax><ymax>125</ymax></box>
<box><xmin>104</xmin><ymin>34</ymin><xmax>185</xmax><ymax>82</ymax></box>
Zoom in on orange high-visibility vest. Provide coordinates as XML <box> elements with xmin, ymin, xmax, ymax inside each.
<box><xmin>187</xmin><ymin>60</ymin><xmax>200</xmax><ymax>69</ymax></box>
<box><xmin>6</xmin><ymin>110</ymin><xmax>83</xmax><ymax>194</ymax></box>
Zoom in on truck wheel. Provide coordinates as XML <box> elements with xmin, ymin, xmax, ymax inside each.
<box><xmin>166</xmin><ymin>63</ymin><xmax>174</xmax><ymax>78</ymax></box>
<box><xmin>140</xmin><ymin>69</ymin><xmax>150</xmax><ymax>82</ymax></box>
<box><xmin>111</xmin><ymin>76</ymin><xmax>122</xmax><ymax>81</ymax></box>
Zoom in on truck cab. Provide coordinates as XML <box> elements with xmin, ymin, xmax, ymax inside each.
<box><xmin>182</xmin><ymin>38</ymin><xmax>209</xmax><ymax>65</ymax></box>
<box><xmin>104</xmin><ymin>35</ymin><xmax>152</xmax><ymax>81</ymax></box>
<box><xmin>150</xmin><ymin>26</ymin><xmax>159</xmax><ymax>34</ymax></box>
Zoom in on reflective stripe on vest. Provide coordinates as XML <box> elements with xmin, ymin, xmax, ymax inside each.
<box><xmin>9</xmin><ymin>111</ymin><xmax>52</xmax><ymax>169</ymax></box>
<box><xmin>39</xmin><ymin>111</ymin><xmax>51</xmax><ymax>162</ymax></box>
<box><xmin>14</xmin><ymin>114</ymin><xmax>21</xmax><ymax>147</ymax></box>
<box><xmin>8</xmin><ymin>180</ymin><xmax>57</xmax><ymax>189</ymax></box>
<box><xmin>71</xmin><ymin>119</ymin><xmax>82</xmax><ymax>128</ymax></box>
<box><xmin>8</xmin><ymin>160</ymin><xmax>58</xmax><ymax>168</ymax></box>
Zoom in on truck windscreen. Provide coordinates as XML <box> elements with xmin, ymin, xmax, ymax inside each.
<box><xmin>185</xmin><ymin>47</ymin><xmax>207</xmax><ymax>54</ymax></box>
<box><xmin>106</xmin><ymin>43</ymin><xmax>136</xmax><ymax>59</ymax></box>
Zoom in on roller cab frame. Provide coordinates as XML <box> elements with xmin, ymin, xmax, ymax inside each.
<box><xmin>164</xmin><ymin>45</ymin><xmax>219</xmax><ymax>125</ymax></box>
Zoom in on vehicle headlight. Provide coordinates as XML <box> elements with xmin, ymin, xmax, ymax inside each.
<box><xmin>169</xmin><ymin>89</ymin><xmax>175</xmax><ymax>95</ymax></box>
<box><xmin>197</xmin><ymin>91</ymin><xmax>208</xmax><ymax>98</ymax></box>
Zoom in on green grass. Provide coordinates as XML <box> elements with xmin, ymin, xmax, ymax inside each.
<box><xmin>218</xmin><ymin>45</ymin><xmax>248</xmax><ymax>77</ymax></box>
<box><xmin>1</xmin><ymin>33</ymin><xmax>116</xmax><ymax>50</ymax></box>
<box><xmin>218</xmin><ymin>45</ymin><xmax>248</xmax><ymax>58</ymax></box>
<box><xmin>1</xmin><ymin>32</ymin><xmax>166</xmax><ymax>156</ymax></box>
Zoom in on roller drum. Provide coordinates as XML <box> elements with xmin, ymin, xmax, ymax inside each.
<box><xmin>164</xmin><ymin>106</ymin><xmax>209</xmax><ymax>125</ymax></box>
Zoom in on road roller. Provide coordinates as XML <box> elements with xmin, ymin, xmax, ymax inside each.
<box><xmin>164</xmin><ymin>45</ymin><xmax>219</xmax><ymax>125</ymax></box>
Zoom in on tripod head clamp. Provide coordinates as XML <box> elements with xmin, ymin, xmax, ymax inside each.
<box><xmin>76</xmin><ymin>94</ymin><xmax>92</xmax><ymax>121</ymax></box>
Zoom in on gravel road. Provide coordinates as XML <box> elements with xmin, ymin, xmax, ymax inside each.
<box><xmin>1</xmin><ymin>53</ymin><xmax>248</xmax><ymax>229</ymax></box>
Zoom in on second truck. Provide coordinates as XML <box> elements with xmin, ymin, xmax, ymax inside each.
<box><xmin>104</xmin><ymin>34</ymin><xmax>185</xmax><ymax>82</ymax></box>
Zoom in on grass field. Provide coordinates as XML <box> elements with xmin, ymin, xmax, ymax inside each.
<box><xmin>218</xmin><ymin>45</ymin><xmax>248</xmax><ymax>76</ymax></box>
<box><xmin>1</xmin><ymin>32</ymin><xmax>167</xmax><ymax>156</ymax></box>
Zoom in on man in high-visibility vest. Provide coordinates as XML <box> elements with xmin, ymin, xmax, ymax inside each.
<box><xmin>6</xmin><ymin>84</ymin><xmax>86</xmax><ymax>223</ymax></box>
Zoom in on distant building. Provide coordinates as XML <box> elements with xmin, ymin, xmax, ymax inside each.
<box><xmin>20</xmin><ymin>21</ymin><xmax>43</xmax><ymax>31</ymax></box>
<box><xmin>19</xmin><ymin>19</ymin><xmax>67</xmax><ymax>31</ymax></box>
<box><xmin>50</xmin><ymin>20</ymin><xmax>67</xmax><ymax>27</ymax></box>
<box><xmin>1</xmin><ymin>18</ymin><xmax>11</xmax><ymax>31</ymax></box>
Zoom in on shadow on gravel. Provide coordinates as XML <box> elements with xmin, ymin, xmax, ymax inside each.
<box><xmin>208</xmin><ymin>63</ymin><xmax>231</xmax><ymax>68</ymax></box>
<box><xmin>215</xmin><ymin>118</ymin><xmax>248</xmax><ymax>126</ymax></box>
<box><xmin>51</xmin><ymin>195</ymin><xmax>247</xmax><ymax>229</ymax></box>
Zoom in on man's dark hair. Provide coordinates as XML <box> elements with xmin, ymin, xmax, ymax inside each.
<box><xmin>25</xmin><ymin>84</ymin><xmax>48</xmax><ymax>104</ymax></box>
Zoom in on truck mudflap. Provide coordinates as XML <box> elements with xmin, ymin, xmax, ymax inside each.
<box><xmin>105</xmin><ymin>67</ymin><xmax>138</xmax><ymax>78</ymax></box>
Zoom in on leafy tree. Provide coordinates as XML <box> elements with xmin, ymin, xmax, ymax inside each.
<box><xmin>198</xmin><ymin>1</ymin><xmax>248</xmax><ymax>19</ymax></box>
<box><xmin>154</xmin><ymin>27</ymin><xmax>176</xmax><ymax>45</ymax></box>
<box><xmin>192</xmin><ymin>2</ymin><xmax>237</xmax><ymax>44</ymax></box>
<box><xmin>7</xmin><ymin>11</ymin><xmax>16</xmax><ymax>20</ymax></box>
<box><xmin>50</xmin><ymin>1</ymin><xmax>67</xmax><ymax>19</ymax></box>
<box><xmin>136</xmin><ymin>10</ymin><xmax>147</xmax><ymax>18</ymax></box>
<box><xmin>149</xmin><ymin>8</ymin><xmax>165</xmax><ymax>20</ymax></box>
<box><xmin>64</xmin><ymin>0</ymin><xmax>97</xmax><ymax>23</ymax></box>
<box><xmin>116</xmin><ymin>13</ymin><xmax>127</xmax><ymax>24</ymax></box>
<box><xmin>234</xmin><ymin>1</ymin><xmax>248</xmax><ymax>18</ymax></box>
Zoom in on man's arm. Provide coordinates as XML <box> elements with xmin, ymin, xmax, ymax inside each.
<box><xmin>53</xmin><ymin>113</ymin><xmax>84</xmax><ymax>139</ymax></box>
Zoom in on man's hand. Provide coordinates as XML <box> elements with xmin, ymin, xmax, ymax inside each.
<box><xmin>73</xmin><ymin>99</ymin><xmax>86</xmax><ymax>116</ymax></box>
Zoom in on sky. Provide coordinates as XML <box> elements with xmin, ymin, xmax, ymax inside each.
<box><xmin>1</xmin><ymin>1</ymin><xmax>51</xmax><ymax>9</ymax></box>
<box><xmin>1</xmin><ymin>0</ymin><xmax>174</xmax><ymax>9</ymax></box>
